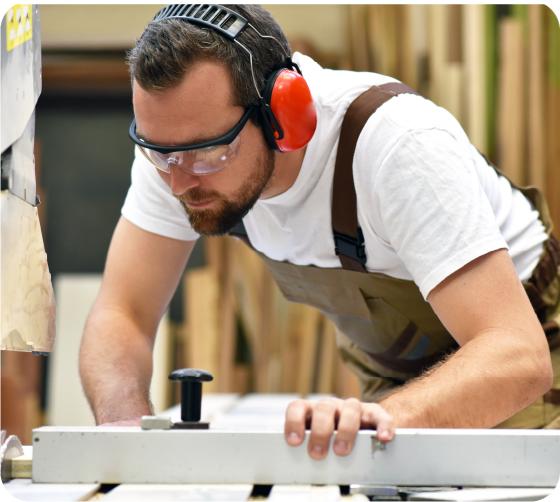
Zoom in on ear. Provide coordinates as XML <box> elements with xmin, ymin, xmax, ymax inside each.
<box><xmin>262</xmin><ymin>68</ymin><xmax>317</xmax><ymax>152</ymax></box>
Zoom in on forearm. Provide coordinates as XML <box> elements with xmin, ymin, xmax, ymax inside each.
<box><xmin>79</xmin><ymin>305</ymin><xmax>155</xmax><ymax>424</ymax></box>
<box><xmin>380</xmin><ymin>328</ymin><xmax>552</xmax><ymax>428</ymax></box>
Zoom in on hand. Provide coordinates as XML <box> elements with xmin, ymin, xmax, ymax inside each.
<box><xmin>284</xmin><ymin>397</ymin><xmax>394</xmax><ymax>460</ymax></box>
<box><xmin>99</xmin><ymin>417</ymin><xmax>142</xmax><ymax>427</ymax></box>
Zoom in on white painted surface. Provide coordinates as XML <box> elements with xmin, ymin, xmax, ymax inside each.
<box><xmin>32</xmin><ymin>427</ymin><xmax>560</xmax><ymax>487</ymax></box>
<box><xmin>46</xmin><ymin>274</ymin><xmax>170</xmax><ymax>425</ymax></box>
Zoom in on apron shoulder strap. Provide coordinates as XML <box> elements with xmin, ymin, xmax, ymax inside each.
<box><xmin>333</xmin><ymin>82</ymin><xmax>418</xmax><ymax>272</ymax></box>
<box><xmin>229</xmin><ymin>82</ymin><xmax>419</xmax><ymax>261</ymax></box>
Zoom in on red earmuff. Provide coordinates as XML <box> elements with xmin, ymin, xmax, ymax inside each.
<box><xmin>265</xmin><ymin>69</ymin><xmax>317</xmax><ymax>152</ymax></box>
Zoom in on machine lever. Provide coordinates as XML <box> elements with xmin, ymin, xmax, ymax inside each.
<box><xmin>169</xmin><ymin>368</ymin><xmax>214</xmax><ymax>427</ymax></box>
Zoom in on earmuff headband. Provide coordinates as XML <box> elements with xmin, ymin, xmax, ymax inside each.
<box><xmin>153</xmin><ymin>4</ymin><xmax>248</xmax><ymax>40</ymax></box>
<box><xmin>153</xmin><ymin>4</ymin><xmax>291</xmax><ymax>101</ymax></box>
<box><xmin>152</xmin><ymin>4</ymin><xmax>317</xmax><ymax>152</ymax></box>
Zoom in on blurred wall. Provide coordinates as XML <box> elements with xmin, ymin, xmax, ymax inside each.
<box><xmin>39</xmin><ymin>4</ymin><xmax>347</xmax><ymax>56</ymax></box>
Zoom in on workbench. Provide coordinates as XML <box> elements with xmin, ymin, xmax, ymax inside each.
<box><xmin>4</xmin><ymin>394</ymin><xmax>560</xmax><ymax>501</ymax></box>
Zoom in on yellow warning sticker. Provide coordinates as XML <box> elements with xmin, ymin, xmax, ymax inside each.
<box><xmin>6</xmin><ymin>4</ymin><xmax>33</xmax><ymax>52</ymax></box>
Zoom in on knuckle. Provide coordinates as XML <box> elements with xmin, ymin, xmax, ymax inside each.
<box><xmin>314</xmin><ymin>400</ymin><xmax>336</xmax><ymax>414</ymax></box>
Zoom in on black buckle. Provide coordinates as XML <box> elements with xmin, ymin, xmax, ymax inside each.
<box><xmin>334</xmin><ymin>228</ymin><xmax>367</xmax><ymax>265</ymax></box>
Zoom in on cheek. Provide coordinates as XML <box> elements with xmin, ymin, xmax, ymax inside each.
<box><xmin>157</xmin><ymin>170</ymin><xmax>171</xmax><ymax>186</ymax></box>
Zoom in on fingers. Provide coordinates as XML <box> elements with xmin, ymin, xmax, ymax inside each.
<box><xmin>307</xmin><ymin>398</ymin><xmax>340</xmax><ymax>460</ymax></box>
<box><xmin>284</xmin><ymin>399</ymin><xmax>312</xmax><ymax>446</ymax></box>
<box><xmin>285</xmin><ymin>398</ymin><xmax>395</xmax><ymax>459</ymax></box>
<box><xmin>362</xmin><ymin>403</ymin><xmax>395</xmax><ymax>442</ymax></box>
<box><xmin>333</xmin><ymin>398</ymin><xmax>362</xmax><ymax>456</ymax></box>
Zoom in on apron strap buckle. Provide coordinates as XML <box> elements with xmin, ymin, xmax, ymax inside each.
<box><xmin>334</xmin><ymin>227</ymin><xmax>367</xmax><ymax>266</ymax></box>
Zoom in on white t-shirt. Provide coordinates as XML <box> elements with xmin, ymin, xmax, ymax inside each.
<box><xmin>122</xmin><ymin>53</ymin><xmax>547</xmax><ymax>299</ymax></box>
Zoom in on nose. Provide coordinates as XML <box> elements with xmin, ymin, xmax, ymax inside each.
<box><xmin>169</xmin><ymin>165</ymin><xmax>200</xmax><ymax>196</ymax></box>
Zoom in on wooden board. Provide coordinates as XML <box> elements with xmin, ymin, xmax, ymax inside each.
<box><xmin>497</xmin><ymin>17</ymin><xmax>526</xmax><ymax>184</ymax></box>
<box><xmin>463</xmin><ymin>5</ymin><xmax>488</xmax><ymax>154</ymax></box>
<box><xmin>103</xmin><ymin>484</ymin><xmax>253</xmax><ymax>501</ymax></box>
<box><xmin>0</xmin><ymin>192</ymin><xmax>55</xmax><ymax>352</ymax></box>
<box><xmin>527</xmin><ymin>5</ymin><xmax>546</xmax><ymax>190</ymax></box>
<box><xmin>2</xmin><ymin>478</ymin><xmax>99</xmax><ymax>501</ymax></box>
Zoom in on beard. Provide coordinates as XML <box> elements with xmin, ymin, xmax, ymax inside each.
<box><xmin>177</xmin><ymin>148</ymin><xmax>275</xmax><ymax>236</ymax></box>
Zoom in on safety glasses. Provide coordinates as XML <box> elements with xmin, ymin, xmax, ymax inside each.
<box><xmin>128</xmin><ymin>106</ymin><xmax>256</xmax><ymax>176</ymax></box>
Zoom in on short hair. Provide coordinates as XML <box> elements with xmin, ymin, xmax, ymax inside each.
<box><xmin>127</xmin><ymin>5</ymin><xmax>291</xmax><ymax>108</ymax></box>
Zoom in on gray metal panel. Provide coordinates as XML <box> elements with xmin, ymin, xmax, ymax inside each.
<box><xmin>1</xmin><ymin>111</ymin><xmax>37</xmax><ymax>204</ymax></box>
<box><xmin>1</xmin><ymin>5</ymin><xmax>41</xmax><ymax>154</ymax></box>
<box><xmin>31</xmin><ymin>427</ymin><xmax>560</xmax><ymax>487</ymax></box>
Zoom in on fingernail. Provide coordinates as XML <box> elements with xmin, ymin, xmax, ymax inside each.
<box><xmin>334</xmin><ymin>440</ymin><xmax>348</xmax><ymax>454</ymax></box>
<box><xmin>287</xmin><ymin>432</ymin><xmax>301</xmax><ymax>444</ymax></box>
<box><xmin>378</xmin><ymin>430</ymin><xmax>392</xmax><ymax>441</ymax></box>
<box><xmin>312</xmin><ymin>445</ymin><xmax>324</xmax><ymax>455</ymax></box>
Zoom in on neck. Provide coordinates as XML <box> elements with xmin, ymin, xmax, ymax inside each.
<box><xmin>260</xmin><ymin>147</ymin><xmax>306</xmax><ymax>199</ymax></box>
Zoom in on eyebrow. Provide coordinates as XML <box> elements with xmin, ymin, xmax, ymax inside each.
<box><xmin>135</xmin><ymin>105</ymin><xmax>249</xmax><ymax>147</ymax></box>
<box><xmin>135</xmin><ymin>127</ymin><xmax>213</xmax><ymax>147</ymax></box>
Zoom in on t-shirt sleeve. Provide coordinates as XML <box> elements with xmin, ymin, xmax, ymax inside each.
<box><xmin>121</xmin><ymin>147</ymin><xmax>200</xmax><ymax>241</ymax></box>
<box><xmin>371</xmin><ymin>128</ymin><xmax>507</xmax><ymax>299</ymax></box>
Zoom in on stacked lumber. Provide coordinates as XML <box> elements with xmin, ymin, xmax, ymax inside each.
<box><xmin>182</xmin><ymin>237</ymin><xmax>360</xmax><ymax>397</ymax></box>
<box><xmin>345</xmin><ymin>5</ymin><xmax>558</xmax><ymax>226</ymax></box>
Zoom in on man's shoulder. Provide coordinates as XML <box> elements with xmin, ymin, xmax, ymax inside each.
<box><xmin>294</xmin><ymin>52</ymin><xmax>400</xmax><ymax>113</ymax></box>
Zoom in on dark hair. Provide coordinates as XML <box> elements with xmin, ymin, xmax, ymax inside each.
<box><xmin>127</xmin><ymin>5</ymin><xmax>291</xmax><ymax>108</ymax></box>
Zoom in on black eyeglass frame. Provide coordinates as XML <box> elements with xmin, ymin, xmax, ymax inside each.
<box><xmin>128</xmin><ymin>105</ymin><xmax>256</xmax><ymax>154</ymax></box>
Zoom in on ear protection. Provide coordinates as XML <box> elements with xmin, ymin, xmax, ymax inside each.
<box><xmin>153</xmin><ymin>4</ymin><xmax>317</xmax><ymax>152</ymax></box>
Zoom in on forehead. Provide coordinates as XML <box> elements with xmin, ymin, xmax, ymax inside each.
<box><xmin>132</xmin><ymin>60</ymin><xmax>240</xmax><ymax>144</ymax></box>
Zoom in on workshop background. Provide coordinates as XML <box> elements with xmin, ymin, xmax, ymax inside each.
<box><xmin>2</xmin><ymin>4</ymin><xmax>559</xmax><ymax>443</ymax></box>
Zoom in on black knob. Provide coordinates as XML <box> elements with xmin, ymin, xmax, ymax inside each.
<box><xmin>169</xmin><ymin>368</ymin><xmax>213</xmax><ymax>423</ymax></box>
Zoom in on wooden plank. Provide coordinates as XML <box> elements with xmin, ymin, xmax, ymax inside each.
<box><xmin>211</xmin><ymin>394</ymin><xmax>297</xmax><ymax>430</ymax></box>
<box><xmin>103</xmin><ymin>484</ymin><xmax>253</xmax><ymax>501</ymax></box>
<box><xmin>463</xmin><ymin>5</ymin><xmax>488</xmax><ymax>154</ymax></box>
<box><xmin>316</xmin><ymin>318</ymin><xmax>337</xmax><ymax>394</ymax></box>
<box><xmin>0</xmin><ymin>192</ymin><xmax>55</xmax><ymax>352</ymax></box>
<box><xmin>203</xmin><ymin>236</ymin><xmax>237</xmax><ymax>393</ymax></box>
<box><xmin>408</xmin><ymin>487</ymin><xmax>553</xmax><ymax>501</ymax></box>
<box><xmin>184</xmin><ymin>267</ymin><xmax>220</xmax><ymax>393</ymax></box>
<box><xmin>399</xmin><ymin>6</ymin><xmax>417</xmax><ymax>88</ymax></box>
<box><xmin>484</xmin><ymin>5</ymin><xmax>498</xmax><ymax>161</ymax></box>
<box><xmin>346</xmin><ymin>5</ymin><xmax>371</xmax><ymax>70</ymax></box>
<box><xmin>428</xmin><ymin>5</ymin><xmax>447</xmax><ymax>104</ymax></box>
<box><xmin>527</xmin><ymin>5</ymin><xmax>546</xmax><ymax>190</ymax></box>
<box><xmin>268</xmin><ymin>485</ymin><xmax>341</xmax><ymax>502</ymax></box>
<box><xmin>1</xmin><ymin>351</ymin><xmax>42</xmax><ymax>443</ymax></box>
<box><xmin>8</xmin><ymin>445</ymin><xmax>32</xmax><ymax>479</ymax></box>
<box><xmin>409</xmin><ymin>5</ymin><xmax>430</xmax><ymax>94</ymax></box>
<box><xmin>295</xmin><ymin>306</ymin><xmax>321</xmax><ymax>395</ymax></box>
<box><xmin>3</xmin><ymin>478</ymin><xmax>99</xmax><ymax>501</ymax></box>
<box><xmin>545</xmin><ymin>6</ymin><xmax>560</xmax><ymax>229</ymax></box>
<box><xmin>497</xmin><ymin>17</ymin><xmax>526</xmax><ymax>184</ymax></box>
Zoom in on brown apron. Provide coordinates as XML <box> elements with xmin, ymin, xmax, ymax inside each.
<box><xmin>230</xmin><ymin>83</ymin><xmax>560</xmax><ymax>428</ymax></box>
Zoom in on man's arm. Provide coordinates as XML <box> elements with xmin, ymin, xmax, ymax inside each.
<box><xmin>79</xmin><ymin>217</ymin><xmax>195</xmax><ymax>424</ymax></box>
<box><xmin>380</xmin><ymin>248</ymin><xmax>553</xmax><ymax>427</ymax></box>
<box><xmin>284</xmin><ymin>248</ymin><xmax>553</xmax><ymax>458</ymax></box>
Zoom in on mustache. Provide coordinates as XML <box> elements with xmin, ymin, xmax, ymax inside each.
<box><xmin>178</xmin><ymin>188</ymin><xmax>221</xmax><ymax>204</ymax></box>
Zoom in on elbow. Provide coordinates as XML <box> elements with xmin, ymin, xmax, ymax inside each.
<box><xmin>531</xmin><ymin>343</ymin><xmax>553</xmax><ymax>397</ymax></box>
<box><xmin>541</xmin><ymin>353</ymin><xmax>554</xmax><ymax>394</ymax></box>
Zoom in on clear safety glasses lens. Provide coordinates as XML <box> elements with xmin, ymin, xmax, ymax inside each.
<box><xmin>139</xmin><ymin>135</ymin><xmax>241</xmax><ymax>176</ymax></box>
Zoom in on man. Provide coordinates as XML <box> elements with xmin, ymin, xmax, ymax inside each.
<box><xmin>80</xmin><ymin>4</ymin><xmax>560</xmax><ymax>460</ymax></box>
